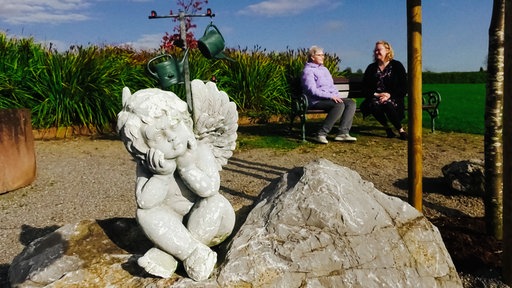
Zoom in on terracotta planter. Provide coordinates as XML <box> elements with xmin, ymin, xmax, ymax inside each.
<box><xmin>0</xmin><ymin>109</ymin><xmax>36</xmax><ymax>194</ymax></box>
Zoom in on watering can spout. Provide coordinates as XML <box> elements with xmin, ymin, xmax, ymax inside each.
<box><xmin>147</xmin><ymin>49</ymin><xmax>189</xmax><ymax>89</ymax></box>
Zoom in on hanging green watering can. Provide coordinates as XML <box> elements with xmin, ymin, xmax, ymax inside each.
<box><xmin>198</xmin><ymin>23</ymin><xmax>232</xmax><ymax>60</ymax></box>
<box><xmin>147</xmin><ymin>49</ymin><xmax>189</xmax><ymax>89</ymax></box>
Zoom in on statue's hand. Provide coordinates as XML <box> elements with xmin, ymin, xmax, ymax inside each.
<box><xmin>147</xmin><ymin>148</ymin><xmax>176</xmax><ymax>175</ymax></box>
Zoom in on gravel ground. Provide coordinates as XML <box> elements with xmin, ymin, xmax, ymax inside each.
<box><xmin>0</xmin><ymin>123</ymin><xmax>508</xmax><ymax>287</ymax></box>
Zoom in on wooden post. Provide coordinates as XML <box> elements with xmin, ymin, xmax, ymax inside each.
<box><xmin>407</xmin><ymin>0</ymin><xmax>423</xmax><ymax>212</ymax></box>
<box><xmin>502</xmin><ymin>0</ymin><xmax>512</xmax><ymax>283</ymax></box>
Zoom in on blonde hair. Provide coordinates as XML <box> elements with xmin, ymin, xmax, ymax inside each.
<box><xmin>374</xmin><ymin>40</ymin><xmax>394</xmax><ymax>62</ymax></box>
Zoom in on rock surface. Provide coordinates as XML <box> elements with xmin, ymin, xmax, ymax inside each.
<box><xmin>217</xmin><ymin>158</ymin><xmax>462</xmax><ymax>287</ymax></box>
<box><xmin>9</xmin><ymin>159</ymin><xmax>462</xmax><ymax>287</ymax></box>
<box><xmin>442</xmin><ymin>159</ymin><xmax>485</xmax><ymax>196</ymax></box>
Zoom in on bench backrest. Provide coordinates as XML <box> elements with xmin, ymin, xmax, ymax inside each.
<box><xmin>333</xmin><ymin>77</ymin><xmax>364</xmax><ymax>98</ymax></box>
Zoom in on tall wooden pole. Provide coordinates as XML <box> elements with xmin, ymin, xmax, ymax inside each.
<box><xmin>502</xmin><ymin>0</ymin><xmax>512</xmax><ymax>283</ymax></box>
<box><xmin>407</xmin><ymin>0</ymin><xmax>423</xmax><ymax>212</ymax></box>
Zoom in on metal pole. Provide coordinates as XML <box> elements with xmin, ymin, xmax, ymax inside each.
<box><xmin>179</xmin><ymin>12</ymin><xmax>193</xmax><ymax>115</ymax></box>
<box><xmin>148</xmin><ymin>9</ymin><xmax>216</xmax><ymax>116</ymax></box>
<box><xmin>407</xmin><ymin>0</ymin><xmax>423</xmax><ymax>212</ymax></box>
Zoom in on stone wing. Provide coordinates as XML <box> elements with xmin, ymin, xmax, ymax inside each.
<box><xmin>191</xmin><ymin>79</ymin><xmax>238</xmax><ymax>170</ymax></box>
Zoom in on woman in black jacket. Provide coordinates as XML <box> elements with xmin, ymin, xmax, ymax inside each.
<box><xmin>361</xmin><ymin>40</ymin><xmax>408</xmax><ymax>140</ymax></box>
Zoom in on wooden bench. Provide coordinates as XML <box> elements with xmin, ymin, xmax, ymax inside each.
<box><xmin>290</xmin><ymin>77</ymin><xmax>441</xmax><ymax>142</ymax></box>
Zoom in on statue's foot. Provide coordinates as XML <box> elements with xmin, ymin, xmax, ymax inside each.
<box><xmin>183</xmin><ymin>244</ymin><xmax>217</xmax><ymax>281</ymax></box>
<box><xmin>137</xmin><ymin>247</ymin><xmax>178</xmax><ymax>278</ymax></box>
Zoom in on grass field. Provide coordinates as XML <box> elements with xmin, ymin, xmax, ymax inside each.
<box><xmin>422</xmin><ymin>83</ymin><xmax>485</xmax><ymax>134</ymax></box>
<box><xmin>237</xmin><ymin>83</ymin><xmax>487</xmax><ymax>150</ymax></box>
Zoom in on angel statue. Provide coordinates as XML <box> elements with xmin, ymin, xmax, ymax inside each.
<box><xmin>116</xmin><ymin>79</ymin><xmax>238</xmax><ymax>281</ymax></box>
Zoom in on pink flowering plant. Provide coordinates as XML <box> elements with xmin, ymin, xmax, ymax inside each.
<box><xmin>162</xmin><ymin>0</ymin><xmax>209</xmax><ymax>51</ymax></box>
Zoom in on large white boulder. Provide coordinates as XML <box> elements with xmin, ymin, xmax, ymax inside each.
<box><xmin>217</xmin><ymin>158</ymin><xmax>462</xmax><ymax>287</ymax></box>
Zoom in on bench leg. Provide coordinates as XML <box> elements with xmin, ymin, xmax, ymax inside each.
<box><xmin>290</xmin><ymin>113</ymin><xmax>307</xmax><ymax>142</ymax></box>
<box><xmin>427</xmin><ymin>110</ymin><xmax>438</xmax><ymax>133</ymax></box>
<box><xmin>289</xmin><ymin>114</ymin><xmax>295</xmax><ymax>134</ymax></box>
<box><xmin>300</xmin><ymin>114</ymin><xmax>307</xmax><ymax>142</ymax></box>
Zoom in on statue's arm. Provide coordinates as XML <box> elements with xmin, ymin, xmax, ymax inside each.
<box><xmin>176</xmin><ymin>144</ymin><xmax>220</xmax><ymax>198</ymax></box>
<box><xmin>135</xmin><ymin>163</ymin><xmax>174</xmax><ymax>209</ymax></box>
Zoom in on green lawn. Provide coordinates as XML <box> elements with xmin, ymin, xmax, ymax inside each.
<box><xmin>423</xmin><ymin>83</ymin><xmax>485</xmax><ymax>134</ymax></box>
<box><xmin>237</xmin><ymin>83</ymin><xmax>487</xmax><ymax>149</ymax></box>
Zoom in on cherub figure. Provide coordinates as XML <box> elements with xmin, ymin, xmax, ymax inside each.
<box><xmin>116</xmin><ymin>80</ymin><xmax>238</xmax><ymax>281</ymax></box>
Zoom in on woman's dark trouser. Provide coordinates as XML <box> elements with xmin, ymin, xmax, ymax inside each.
<box><xmin>372</xmin><ymin>102</ymin><xmax>403</xmax><ymax>130</ymax></box>
<box><xmin>309</xmin><ymin>99</ymin><xmax>356</xmax><ymax>136</ymax></box>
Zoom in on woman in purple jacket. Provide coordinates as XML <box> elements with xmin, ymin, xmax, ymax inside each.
<box><xmin>301</xmin><ymin>46</ymin><xmax>357</xmax><ymax>144</ymax></box>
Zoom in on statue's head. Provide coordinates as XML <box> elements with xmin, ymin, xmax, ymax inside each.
<box><xmin>117</xmin><ymin>87</ymin><xmax>194</xmax><ymax>169</ymax></box>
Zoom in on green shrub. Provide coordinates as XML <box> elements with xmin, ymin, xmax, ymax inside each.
<box><xmin>0</xmin><ymin>33</ymin><xmax>488</xmax><ymax>135</ymax></box>
<box><xmin>423</xmin><ymin>71</ymin><xmax>486</xmax><ymax>84</ymax></box>
<box><xmin>0</xmin><ymin>34</ymin><xmax>42</xmax><ymax>109</ymax></box>
<box><xmin>26</xmin><ymin>45</ymin><xmax>155</xmax><ymax>131</ymax></box>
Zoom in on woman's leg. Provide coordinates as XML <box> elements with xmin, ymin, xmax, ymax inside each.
<box><xmin>310</xmin><ymin>100</ymin><xmax>343</xmax><ymax>136</ymax></box>
<box><xmin>371</xmin><ymin>105</ymin><xmax>390</xmax><ymax>128</ymax></box>
<box><xmin>381</xmin><ymin>102</ymin><xmax>407</xmax><ymax>139</ymax></box>
<box><xmin>382</xmin><ymin>102</ymin><xmax>404</xmax><ymax>131</ymax></box>
<box><xmin>371</xmin><ymin>103</ymin><xmax>401</xmax><ymax>138</ymax></box>
<box><xmin>338</xmin><ymin>99</ymin><xmax>356</xmax><ymax>135</ymax></box>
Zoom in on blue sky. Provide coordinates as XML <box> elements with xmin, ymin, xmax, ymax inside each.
<box><xmin>1</xmin><ymin>0</ymin><xmax>492</xmax><ymax>72</ymax></box>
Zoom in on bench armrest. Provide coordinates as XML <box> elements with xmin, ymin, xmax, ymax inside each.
<box><xmin>291</xmin><ymin>93</ymin><xmax>309</xmax><ymax>115</ymax></box>
<box><xmin>421</xmin><ymin>90</ymin><xmax>441</xmax><ymax>118</ymax></box>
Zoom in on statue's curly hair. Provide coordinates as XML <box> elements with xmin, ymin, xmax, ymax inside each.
<box><xmin>117</xmin><ymin>88</ymin><xmax>192</xmax><ymax>167</ymax></box>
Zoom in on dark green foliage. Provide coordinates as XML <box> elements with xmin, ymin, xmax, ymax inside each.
<box><xmin>347</xmin><ymin>70</ymin><xmax>486</xmax><ymax>84</ymax></box>
<box><xmin>214</xmin><ymin>47</ymin><xmax>289</xmax><ymax>121</ymax></box>
<box><xmin>27</xmin><ymin>45</ymin><xmax>155</xmax><ymax>131</ymax></box>
<box><xmin>423</xmin><ymin>71</ymin><xmax>487</xmax><ymax>84</ymax></box>
<box><xmin>0</xmin><ymin>34</ymin><xmax>155</xmax><ymax>131</ymax></box>
<box><xmin>0</xmin><ymin>33</ymin><xmax>486</xmax><ymax>135</ymax></box>
<box><xmin>0</xmin><ymin>34</ymin><xmax>40</xmax><ymax>109</ymax></box>
<box><xmin>0</xmin><ymin>34</ymin><xmax>344</xmax><ymax>130</ymax></box>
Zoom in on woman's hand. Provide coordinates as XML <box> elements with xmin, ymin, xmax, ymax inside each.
<box><xmin>374</xmin><ymin>92</ymin><xmax>391</xmax><ymax>103</ymax></box>
<box><xmin>331</xmin><ymin>95</ymin><xmax>343</xmax><ymax>103</ymax></box>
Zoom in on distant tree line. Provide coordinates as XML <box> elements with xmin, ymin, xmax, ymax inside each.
<box><xmin>345</xmin><ymin>69</ymin><xmax>486</xmax><ymax>84</ymax></box>
<box><xmin>422</xmin><ymin>71</ymin><xmax>486</xmax><ymax>84</ymax></box>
